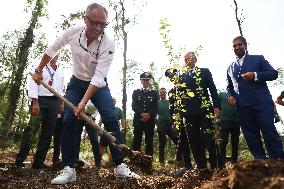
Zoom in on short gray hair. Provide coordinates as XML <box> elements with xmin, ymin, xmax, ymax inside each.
<box><xmin>86</xmin><ymin>3</ymin><xmax>108</xmax><ymax>17</ymax></box>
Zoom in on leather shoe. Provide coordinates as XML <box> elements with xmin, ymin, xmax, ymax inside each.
<box><xmin>15</xmin><ymin>161</ymin><xmax>25</xmax><ymax>168</ymax></box>
<box><xmin>175</xmin><ymin>167</ymin><xmax>192</xmax><ymax>178</ymax></box>
<box><xmin>32</xmin><ymin>162</ymin><xmax>49</xmax><ymax>169</ymax></box>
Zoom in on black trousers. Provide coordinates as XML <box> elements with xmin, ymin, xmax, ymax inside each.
<box><xmin>15</xmin><ymin>116</ymin><xmax>40</xmax><ymax>163</ymax></box>
<box><xmin>16</xmin><ymin>97</ymin><xmax>60</xmax><ymax>164</ymax></box>
<box><xmin>178</xmin><ymin>124</ymin><xmax>193</xmax><ymax>168</ymax></box>
<box><xmin>219</xmin><ymin>121</ymin><xmax>240</xmax><ymax>166</ymax></box>
<box><xmin>75</xmin><ymin>122</ymin><xmax>101</xmax><ymax>166</ymax></box>
<box><xmin>53</xmin><ymin>116</ymin><xmax>63</xmax><ymax>163</ymax></box>
<box><xmin>184</xmin><ymin>115</ymin><xmax>217</xmax><ymax>169</ymax></box>
<box><xmin>132</xmin><ymin>118</ymin><xmax>155</xmax><ymax>156</ymax></box>
<box><xmin>33</xmin><ymin>97</ymin><xmax>60</xmax><ymax>164</ymax></box>
<box><xmin>157</xmin><ymin>124</ymin><xmax>178</xmax><ymax>163</ymax></box>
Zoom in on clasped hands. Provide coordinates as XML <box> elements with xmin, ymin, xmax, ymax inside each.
<box><xmin>140</xmin><ymin>113</ymin><xmax>151</xmax><ymax>122</ymax></box>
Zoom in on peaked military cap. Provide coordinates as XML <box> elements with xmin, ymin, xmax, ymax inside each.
<box><xmin>140</xmin><ymin>72</ymin><xmax>152</xmax><ymax>80</ymax></box>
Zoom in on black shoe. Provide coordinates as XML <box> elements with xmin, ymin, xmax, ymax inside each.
<box><xmin>75</xmin><ymin>160</ymin><xmax>85</xmax><ymax>168</ymax></box>
<box><xmin>15</xmin><ymin>161</ymin><xmax>25</xmax><ymax>168</ymax></box>
<box><xmin>32</xmin><ymin>162</ymin><xmax>49</xmax><ymax>169</ymax></box>
<box><xmin>95</xmin><ymin>161</ymin><xmax>101</xmax><ymax>168</ymax></box>
<box><xmin>52</xmin><ymin>160</ymin><xmax>63</xmax><ymax>169</ymax></box>
<box><xmin>175</xmin><ymin>167</ymin><xmax>191</xmax><ymax>178</ymax></box>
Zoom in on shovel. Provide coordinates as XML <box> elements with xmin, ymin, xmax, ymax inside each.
<box><xmin>29</xmin><ymin>72</ymin><xmax>152</xmax><ymax>172</ymax></box>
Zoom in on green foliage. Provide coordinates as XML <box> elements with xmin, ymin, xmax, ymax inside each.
<box><xmin>0</xmin><ymin>30</ymin><xmax>25</xmax><ymax>131</ymax></box>
<box><xmin>123</xmin><ymin>59</ymin><xmax>142</xmax><ymax>87</ymax></box>
<box><xmin>31</xmin><ymin>33</ymin><xmax>48</xmax><ymax>59</ymax></box>
<box><xmin>148</xmin><ymin>62</ymin><xmax>162</xmax><ymax>92</ymax></box>
<box><xmin>54</xmin><ymin>11</ymin><xmax>84</xmax><ymax>69</ymax></box>
<box><xmin>237</xmin><ymin>133</ymin><xmax>253</xmax><ymax>161</ymax></box>
<box><xmin>159</xmin><ymin>18</ymin><xmax>207</xmax><ymax>130</ymax></box>
<box><xmin>0</xmin><ymin>0</ymin><xmax>48</xmax><ymax>146</ymax></box>
<box><xmin>270</xmin><ymin>67</ymin><xmax>284</xmax><ymax>87</ymax></box>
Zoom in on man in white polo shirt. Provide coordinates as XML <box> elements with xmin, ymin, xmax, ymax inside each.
<box><xmin>15</xmin><ymin>54</ymin><xmax>64</xmax><ymax>169</ymax></box>
<box><xmin>32</xmin><ymin>3</ymin><xmax>140</xmax><ymax>184</ymax></box>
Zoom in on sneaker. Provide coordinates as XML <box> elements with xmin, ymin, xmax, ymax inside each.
<box><xmin>114</xmin><ymin>163</ymin><xmax>141</xmax><ymax>179</ymax></box>
<box><xmin>51</xmin><ymin>166</ymin><xmax>76</xmax><ymax>184</ymax></box>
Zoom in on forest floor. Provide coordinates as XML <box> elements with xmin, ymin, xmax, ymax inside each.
<box><xmin>1</xmin><ymin>152</ymin><xmax>284</xmax><ymax>189</ymax></box>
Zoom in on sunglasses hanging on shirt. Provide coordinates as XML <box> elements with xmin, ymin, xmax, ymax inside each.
<box><xmin>78</xmin><ymin>28</ymin><xmax>104</xmax><ymax>64</ymax></box>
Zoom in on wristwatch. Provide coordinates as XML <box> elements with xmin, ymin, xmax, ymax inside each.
<box><xmin>34</xmin><ymin>67</ymin><xmax>43</xmax><ymax>73</ymax></box>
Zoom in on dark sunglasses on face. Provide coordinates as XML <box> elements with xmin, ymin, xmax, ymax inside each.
<box><xmin>86</xmin><ymin>16</ymin><xmax>108</xmax><ymax>28</ymax></box>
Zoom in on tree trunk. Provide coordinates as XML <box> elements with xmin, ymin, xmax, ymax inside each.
<box><xmin>122</xmin><ymin>31</ymin><xmax>127</xmax><ymax>141</ymax></box>
<box><xmin>233</xmin><ymin>0</ymin><xmax>244</xmax><ymax>36</ymax></box>
<box><xmin>121</xmin><ymin>1</ymin><xmax>128</xmax><ymax>141</ymax></box>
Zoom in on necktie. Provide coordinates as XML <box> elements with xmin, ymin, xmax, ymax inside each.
<box><xmin>189</xmin><ymin>70</ymin><xmax>194</xmax><ymax>77</ymax></box>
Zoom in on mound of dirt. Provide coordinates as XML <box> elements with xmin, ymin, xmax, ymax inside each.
<box><xmin>1</xmin><ymin>152</ymin><xmax>284</xmax><ymax>189</ymax></box>
<box><xmin>200</xmin><ymin>160</ymin><xmax>284</xmax><ymax>189</ymax></box>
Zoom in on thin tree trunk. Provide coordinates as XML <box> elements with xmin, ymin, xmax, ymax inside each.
<box><xmin>121</xmin><ymin>1</ymin><xmax>128</xmax><ymax>142</ymax></box>
<box><xmin>233</xmin><ymin>0</ymin><xmax>244</xmax><ymax>36</ymax></box>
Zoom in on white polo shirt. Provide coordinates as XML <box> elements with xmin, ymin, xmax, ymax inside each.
<box><xmin>28</xmin><ymin>64</ymin><xmax>65</xmax><ymax>99</ymax></box>
<box><xmin>45</xmin><ymin>25</ymin><xmax>115</xmax><ymax>88</ymax></box>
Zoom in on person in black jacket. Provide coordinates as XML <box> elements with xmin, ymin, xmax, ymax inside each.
<box><xmin>132</xmin><ymin>72</ymin><xmax>159</xmax><ymax>156</ymax></box>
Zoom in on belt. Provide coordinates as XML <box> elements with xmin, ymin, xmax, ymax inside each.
<box><xmin>71</xmin><ymin>75</ymin><xmax>108</xmax><ymax>84</ymax></box>
<box><xmin>39</xmin><ymin>96</ymin><xmax>58</xmax><ymax>100</ymax></box>
<box><xmin>71</xmin><ymin>75</ymin><xmax>90</xmax><ymax>84</ymax></box>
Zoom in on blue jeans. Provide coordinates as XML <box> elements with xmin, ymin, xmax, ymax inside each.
<box><xmin>61</xmin><ymin>76</ymin><xmax>123</xmax><ymax>167</ymax></box>
<box><xmin>75</xmin><ymin>121</ymin><xmax>101</xmax><ymax>167</ymax></box>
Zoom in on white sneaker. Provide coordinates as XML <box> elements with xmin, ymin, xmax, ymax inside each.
<box><xmin>51</xmin><ymin>166</ymin><xmax>76</xmax><ymax>184</ymax></box>
<box><xmin>114</xmin><ymin>163</ymin><xmax>141</xmax><ymax>179</ymax></box>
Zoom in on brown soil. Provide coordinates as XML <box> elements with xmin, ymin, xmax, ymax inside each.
<box><xmin>1</xmin><ymin>152</ymin><xmax>284</xmax><ymax>189</ymax></box>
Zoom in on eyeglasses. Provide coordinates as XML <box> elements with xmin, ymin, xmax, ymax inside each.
<box><xmin>86</xmin><ymin>17</ymin><xmax>109</xmax><ymax>28</ymax></box>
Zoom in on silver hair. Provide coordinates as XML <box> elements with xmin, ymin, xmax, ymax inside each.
<box><xmin>86</xmin><ymin>3</ymin><xmax>108</xmax><ymax>17</ymax></box>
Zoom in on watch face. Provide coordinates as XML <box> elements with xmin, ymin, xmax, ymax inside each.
<box><xmin>35</xmin><ymin>68</ymin><xmax>42</xmax><ymax>73</ymax></box>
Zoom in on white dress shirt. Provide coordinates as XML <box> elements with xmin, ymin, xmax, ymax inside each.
<box><xmin>236</xmin><ymin>54</ymin><xmax>258</xmax><ymax>81</ymax></box>
<box><xmin>28</xmin><ymin>64</ymin><xmax>65</xmax><ymax>99</ymax></box>
<box><xmin>45</xmin><ymin>25</ymin><xmax>115</xmax><ymax>88</ymax></box>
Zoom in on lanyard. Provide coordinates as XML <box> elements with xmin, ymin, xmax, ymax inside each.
<box><xmin>45</xmin><ymin>65</ymin><xmax>56</xmax><ymax>80</ymax></box>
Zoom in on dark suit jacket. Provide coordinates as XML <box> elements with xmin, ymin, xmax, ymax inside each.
<box><xmin>132</xmin><ymin>89</ymin><xmax>158</xmax><ymax>120</ymax></box>
<box><xmin>180</xmin><ymin>67</ymin><xmax>220</xmax><ymax>116</ymax></box>
<box><xmin>226</xmin><ymin>54</ymin><xmax>277</xmax><ymax>107</ymax></box>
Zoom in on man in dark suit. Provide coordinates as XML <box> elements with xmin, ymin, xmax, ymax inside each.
<box><xmin>226</xmin><ymin>36</ymin><xmax>284</xmax><ymax>160</ymax></box>
<box><xmin>179</xmin><ymin>51</ymin><xmax>221</xmax><ymax>173</ymax></box>
<box><xmin>132</xmin><ymin>72</ymin><xmax>159</xmax><ymax>156</ymax></box>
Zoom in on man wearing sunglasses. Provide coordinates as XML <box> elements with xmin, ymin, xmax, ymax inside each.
<box><xmin>32</xmin><ymin>3</ymin><xmax>140</xmax><ymax>185</ymax></box>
